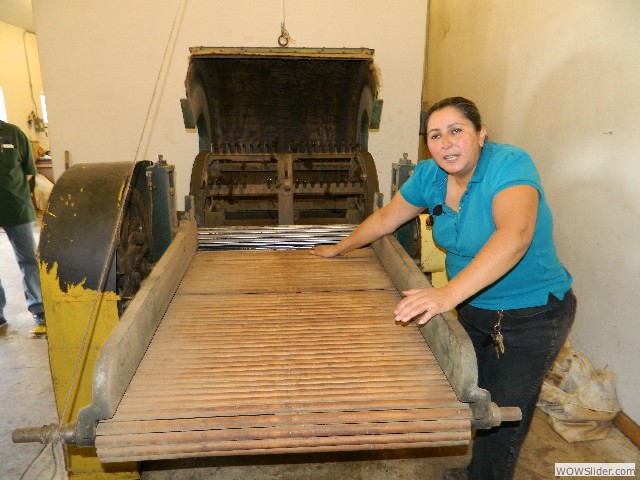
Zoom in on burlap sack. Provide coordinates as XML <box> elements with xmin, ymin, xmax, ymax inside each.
<box><xmin>537</xmin><ymin>340</ymin><xmax>621</xmax><ymax>442</ymax></box>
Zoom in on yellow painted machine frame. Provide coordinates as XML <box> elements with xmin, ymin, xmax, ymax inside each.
<box><xmin>37</xmin><ymin>162</ymin><xmax>145</xmax><ymax>478</ymax></box>
<box><xmin>41</xmin><ymin>265</ymin><xmax>138</xmax><ymax>479</ymax></box>
<box><xmin>418</xmin><ymin>213</ymin><xmax>448</xmax><ymax>288</ymax></box>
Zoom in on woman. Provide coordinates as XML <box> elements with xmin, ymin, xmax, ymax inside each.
<box><xmin>311</xmin><ymin>97</ymin><xmax>576</xmax><ymax>480</ymax></box>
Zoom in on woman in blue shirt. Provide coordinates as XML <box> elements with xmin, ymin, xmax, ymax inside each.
<box><xmin>312</xmin><ymin>97</ymin><xmax>575</xmax><ymax>480</ymax></box>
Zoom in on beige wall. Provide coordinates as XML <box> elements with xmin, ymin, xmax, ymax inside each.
<box><xmin>425</xmin><ymin>0</ymin><xmax>640</xmax><ymax>422</ymax></box>
<box><xmin>31</xmin><ymin>0</ymin><xmax>428</xmax><ymax>203</ymax></box>
<box><xmin>0</xmin><ymin>20</ymin><xmax>49</xmax><ymax>151</ymax></box>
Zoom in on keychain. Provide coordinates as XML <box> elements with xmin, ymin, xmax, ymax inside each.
<box><xmin>491</xmin><ymin>310</ymin><xmax>505</xmax><ymax>358</ymax></box>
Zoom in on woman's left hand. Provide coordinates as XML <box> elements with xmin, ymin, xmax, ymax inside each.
<box><xmin>394</xmin><ymin>287</ymin><xmax>457</xmax><ymax>325</ymax></box>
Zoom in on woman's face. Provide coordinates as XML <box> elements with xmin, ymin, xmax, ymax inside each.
<box><xmin>426</xmin><ymin>106</ymin><xmax>486</xmax><ymax>182</ymax></box>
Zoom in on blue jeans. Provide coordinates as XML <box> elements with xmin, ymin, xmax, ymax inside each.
<box><xmin>0</xmin><ymin>222</ymin><xmax>44</xmax><ymax>321</ymax></box>
<box><xmin>458</xmin><ymin>290</ymin><xmax>576</xmax><ymax>480</ymax></box>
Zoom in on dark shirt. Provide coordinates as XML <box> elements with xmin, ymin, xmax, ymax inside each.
<box><xmin>0</xmin><ymin>120</ymin><xmax>36</xmax><ymax>227</ymax></box>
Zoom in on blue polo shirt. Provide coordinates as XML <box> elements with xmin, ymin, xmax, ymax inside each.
<box><xmin>400</xmin><ymin>141</ymin><xmax>572</xmax><ymax>309</ymax></box>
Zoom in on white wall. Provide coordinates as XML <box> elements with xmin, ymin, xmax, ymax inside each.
<box><xmin>425</xmin><ymin>0</ymin><xmax>640</xmax><ymax>422</ymax></box>
<box><xmin>31</xmin><ymin>0</ymin><xmax>428</xmax><ymax>204</ymax></box>
<box><xmin>0</xmin><ymin>20</ymin><xmax>49</xmax><ymax>150</ymax></box>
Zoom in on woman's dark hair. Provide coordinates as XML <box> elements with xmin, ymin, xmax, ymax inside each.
<box><xmin>424</xmin><ymin>97</ymin><xmax>483</xmax><ymax>132</ymax></box>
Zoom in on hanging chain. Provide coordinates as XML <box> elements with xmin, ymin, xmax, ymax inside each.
<box><xmin>278</xmin><ymin>0</ymin><xmax>291</xmax><ymax>47</ymax></box>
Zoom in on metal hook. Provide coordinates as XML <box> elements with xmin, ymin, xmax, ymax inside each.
<box><xmin>278</xmin><ymin>23</ymin><xmax>290</xmax><ymax>47</ymax></box>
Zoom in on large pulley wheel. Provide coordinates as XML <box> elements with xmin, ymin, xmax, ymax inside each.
<box><xmin>116</xmin><ymin>166</ymin><xmax>154</xmax><ymax>313</ymax></box>
<box><xmin>358</xmin><ymin>151</ymin><xmax>380</xmax><ymax>218</ymax></box>
<box><xmin>39</xmin><ymin>161</ymin><xmax>154</xmax><ymax>316</ymax></box>
<box><xmin>189</xmin><ymin>151</ymin><xmax>209</xmax><ymax>227</ymax></box>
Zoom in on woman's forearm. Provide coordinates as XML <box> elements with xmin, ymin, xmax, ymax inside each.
<box><xmin>311</xmin><ymin>193</ymin><xmax>424</xmax><ymax>257</ymax></box>
<box><xmin>332</xmin><ymin>210</ymin><xmax>391</xmax><ymax>254</ymax></box>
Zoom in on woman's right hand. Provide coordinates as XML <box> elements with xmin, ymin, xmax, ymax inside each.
<box><xmin>310</xmin><ymin>245</ymin><xmax>341</xmax><ymax>258</ymax></box>
<box><xmin>310</xmin><ymin>194</ymin><xmax>424</xmax><ymax>260</ymax></box>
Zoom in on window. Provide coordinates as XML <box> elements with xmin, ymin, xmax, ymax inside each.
<box><xmin>40</xmin><ymin>91</ymin><xmax>48</xmax><ymax>124</ymax></box>
<box><xmin>0</xmin><ymin>86</ymin><xmax>7</xmax><ymax>122</ymax></box>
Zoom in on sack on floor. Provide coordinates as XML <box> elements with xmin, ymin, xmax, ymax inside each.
<box><xmin>537</xmin><ymin>339</ymin><xmax>621</xmax><ymax>442</ymax></box>
<box><xmin>34</xmin><ymin>173</ymin><xmax>54</xmax><ymax>211</ymax></box>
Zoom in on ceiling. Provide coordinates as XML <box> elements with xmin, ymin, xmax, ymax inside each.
<box><xmin>0</xmin><ymin>0</ymin><xmax>35</xmax><ymax>33</ymax></box>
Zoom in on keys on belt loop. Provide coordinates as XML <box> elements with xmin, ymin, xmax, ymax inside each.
<box><xmin>491</xmin><ymin>310</ymin><xmax>505</xmax><ymax>358</ymax></box>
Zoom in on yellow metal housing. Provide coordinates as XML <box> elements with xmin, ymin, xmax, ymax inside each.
<box><xmin>419</xmin><ymin>213</ymin><xmax>448</xmax><ymax>288</ymax></box>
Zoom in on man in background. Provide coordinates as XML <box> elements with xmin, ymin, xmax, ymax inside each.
<box><xmin>0</xmin><ymin>119</ymin><xmax>46</xmax><ymax>336</ymax></box>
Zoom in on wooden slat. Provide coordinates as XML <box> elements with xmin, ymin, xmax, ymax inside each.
<box><xmin>98</xmin><ymin>432</ymin><xmax>471</xmax><ymax>462</ymax></box>
<box><xmin>179</xmin><ymin>249</ymin><xmax>395</xmax><ymax>293</ymax></box>
<box><xmin>96</xmin><ymin>248</ymin><xmax>470</xmax><ymax>462</ymax></box>
<box><xmin>98</xmin><ymin>407</ymin><xmax>468</xmax><ymax>436</ymax></box>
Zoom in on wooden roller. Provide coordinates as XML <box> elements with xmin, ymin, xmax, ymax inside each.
<box><xmin>95</xmin><ymin>249</ymin><xmax>471</xmax><ymax>462</ymax></box>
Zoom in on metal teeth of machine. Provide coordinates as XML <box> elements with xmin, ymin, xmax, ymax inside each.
<box><xmin>207</xmin><ymin>142</ymin><xmax>356</xmax><ymax>155</ymax></box>
<box><xmin>197</xmin><ymin>225</ymin><xmax>356</xmax><ymax>250</ymax></box>
<box><xmin>186</xmin><ymin>47</ymin><xmax>380</xmax><ymax>227</ymax></box>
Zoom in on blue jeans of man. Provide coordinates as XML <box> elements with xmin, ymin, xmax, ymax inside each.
<box><xmin>0</xmin><ymin>222</ymin><xmax>44</xmax><ymax>321</ymax></box>
<box><xmin>458</xmin><ymin>290</ymin><xmax>576</xmax><ymax>480</ymax></box>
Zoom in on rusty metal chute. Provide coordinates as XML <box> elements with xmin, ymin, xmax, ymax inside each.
<box><xmin>19</xmin><ymin>183</ymin><xmax>520</xmax><ymax>468</ymax></box>
<box><xmin>68</xmin><ymin>217</ymin><xmax>519</xmax><ymax>463</ymax></box>
<box><xmin>94</xmin><ymin>248</ymin><xmax>472</xmax><ymax>462</ymax></box>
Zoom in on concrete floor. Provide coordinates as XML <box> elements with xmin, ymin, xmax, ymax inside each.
<box><xmin>1</xmin><ymin>219</ymin><xmax>59</xmax><ymax>479</ymax></box>
<box><xmin>2</xmin><ymin>218</ymin><xmax>639</xmax><ymax>480</ymax></box>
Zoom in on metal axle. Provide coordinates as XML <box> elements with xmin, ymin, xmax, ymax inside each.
<box><xmin>13</xmin><ymin>422</ymin><xmax>77</xmax><ymax>445</ymax></box>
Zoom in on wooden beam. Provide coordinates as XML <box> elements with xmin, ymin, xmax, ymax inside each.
<box><xmin>614</xmin><ymin>411</ymin><xmax>640</xmax><ymax>448</ymax></box>
<box><xmin>371</xmin><ymin>235</ymin><xmax>485</xmax><ymax>404</ymax></box>
<box><xmin>76</xmin><ymin>215</ymin><xmax>198</xmax><ymax>446</ymax></box>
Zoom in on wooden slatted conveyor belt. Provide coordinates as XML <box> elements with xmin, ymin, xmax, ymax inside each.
<box><xmin>95</xmin><ymin>248</ymin><xmax>471</xmax><ymax>462</ymax></box>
